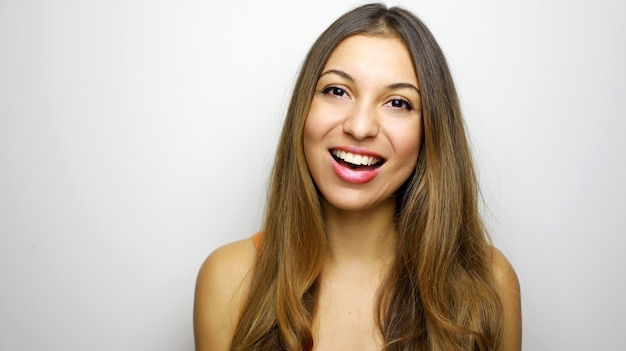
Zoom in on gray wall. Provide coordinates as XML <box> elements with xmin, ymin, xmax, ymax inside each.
<box><xmin>1</xmin><ymin>0</ymin><xmax>624</xmax><ymax>350</ymax></box>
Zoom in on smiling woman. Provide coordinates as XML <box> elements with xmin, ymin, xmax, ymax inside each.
<box><xmin>304</xmin><ymin>35</ymin><xmax>422</xmax><ymax>210</ymax></box>
<box><xmin>193</xmin><ymin>3</ymin><xmax>521</xmax><ymax>351</ymax></box>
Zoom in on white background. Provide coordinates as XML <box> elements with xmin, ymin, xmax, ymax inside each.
<box><xmin>1</xmin><ymin>0</ymin><xmax>624</xmax><ymax>350</ymax></box>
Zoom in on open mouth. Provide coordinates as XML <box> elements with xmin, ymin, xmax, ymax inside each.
<box><xmin>330</xmin><ymin>149</ymin><xmax>385</xmax><ymax>171</ymax></box>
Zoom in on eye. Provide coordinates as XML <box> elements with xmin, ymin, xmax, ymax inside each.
<box><xmin>321</xmin><ymin>86</ymin><xmax>348</xmax><ymax>98</ymax></box>
<box><xmin>385</xmin><ymin>98</ymin><xmax>414</xmax><ymax>111</ymax></box>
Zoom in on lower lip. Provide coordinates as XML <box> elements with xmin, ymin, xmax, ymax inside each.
<box><xmin>331</xmin><ymin>158</ymin><xmax>380</xmax><ymax>184</ymax></box>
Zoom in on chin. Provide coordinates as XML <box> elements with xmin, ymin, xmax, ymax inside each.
<box><xmin>321</xmin><ymin>192</ymin><xmax>396</xmax><ymax>213</ymax></box>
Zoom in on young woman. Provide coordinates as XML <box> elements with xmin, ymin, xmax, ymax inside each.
<box><xmin>194</xmin><ymin>3</ymin><xmax>521</xmax><ymax>351</ymax></box>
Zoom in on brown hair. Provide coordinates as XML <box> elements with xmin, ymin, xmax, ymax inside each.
<box><xmin>230</xmin><ymin>3</ymin><xmax>503</xmax><ymax>350</ymax></box>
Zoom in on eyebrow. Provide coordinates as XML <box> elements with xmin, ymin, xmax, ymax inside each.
<box><xmin>320</xmin><ymin>69</ymin><xmax>355</xmax><ymax>82</ymax></box>
<box><xmin>319</xmin><ymin>69</ymin><xmax>420</xmax><ymax>93</ymax></box>
<box><xmin>388</xmin><ymin>82</ymin><xmax>420</xmax><ymax>93</ymax></box>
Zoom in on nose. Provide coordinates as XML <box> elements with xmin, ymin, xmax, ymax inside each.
<box><xmin>342</xmin><ymin>103</ymin><xmax>379</xmax><ymax>140</ymax></box>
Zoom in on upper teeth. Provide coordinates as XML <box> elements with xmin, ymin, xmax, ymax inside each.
<box><xmin>332</xmin><ymin>150</ymin><xmax>381</xmax><ymax>166</ymax></box>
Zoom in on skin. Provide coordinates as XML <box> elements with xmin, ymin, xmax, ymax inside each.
<box><xmin>303</xmin><ymin>35</ymin><xmax>422</xmax><ymax>214</ymax></box>
<box><xmin>193</xmin><ymin>35</ymin><xmax>522</xmax><ymax>351</ymax></box>
<box><xmin>194</xmin><ymin>238</ymin><xmax>254</xmax><ymax>351</ymax></box>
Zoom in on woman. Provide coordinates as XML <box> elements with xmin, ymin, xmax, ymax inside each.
<box><xmin>194</xmin><ymin>3</ymin><xmax>521</xmax><ymax>351</ymax></box>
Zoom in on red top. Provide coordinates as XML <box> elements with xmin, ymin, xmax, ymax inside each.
<box><xmin>252</xmin><ymin>232</ymin><xmax>262</xmax><ymax>251</ymax></box>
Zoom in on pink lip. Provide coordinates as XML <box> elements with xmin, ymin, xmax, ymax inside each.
<box><xmin>329</xmin><ymin>146</ymin><xmax>384</xmax><ymax>184</ymax></box>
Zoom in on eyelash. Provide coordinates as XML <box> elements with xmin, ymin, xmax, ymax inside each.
<box><xmin>321</xmin><ymin>86</ymin><xmax>348</xmax><ymax>97</ymax></box>
<box><xmin>320</xmin><ymin>85</ymin><xmax>414</xmax><ymax>111</ymax></box>
<box><xmin>385</xmin><ymin>98</ymin><xmax>414</xmax><ymax>111</ymax></box>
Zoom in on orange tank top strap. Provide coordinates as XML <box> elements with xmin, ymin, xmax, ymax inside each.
<box><xmin>252</xmin><ymin>232</ymin><xmax>263</xmax><ymax>252</ymax></box>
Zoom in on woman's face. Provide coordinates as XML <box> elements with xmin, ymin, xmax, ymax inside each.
<box><xmin>303</xmin><ymin>34</ymin><xmax>423</xmax><ymax>212</ymax></box>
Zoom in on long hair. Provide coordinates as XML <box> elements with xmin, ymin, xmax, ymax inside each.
<box><xmin>230</xmin><ymin>3</ymin><xmax>504</xmax><ymax>350</ymax></box>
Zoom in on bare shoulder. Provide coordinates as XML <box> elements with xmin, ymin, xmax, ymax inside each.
<box><xmin>193</xmin><ymin>238</ymin><xmax>256</xmax><ymax>351</ymax></box>
<box><xmin>488</xmin><ymin>246</ymin><xmax>522</xmax><ymax>351</ymax></box>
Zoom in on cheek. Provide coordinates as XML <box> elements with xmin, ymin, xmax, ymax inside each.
<box><xmin>302</xmin><ymin>113</ymin><xmax>323</xmax><ymax>173</ymax></box>
<box><xmin>302</xmin><ymin>117</ymin><xmax>315</xmax><ymax>159</ymax></box>
<box><xmin>302</xmin><ymin>106</ymin><xmax>331</xmax><ymax>157</ymax></box>
<box><xmin>393</xmin><ymin>122</ymin><xmax>422</xmax><ymax>164</ymax></box>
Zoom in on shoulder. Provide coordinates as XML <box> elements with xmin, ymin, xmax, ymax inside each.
<box><xmin>198</xmin><ymin>237</ymin><xmax>257</xmax><ymax>282</ymax></box>
<box><xmin>488</xmin><ymin>247</ymin><xmax>519</xmax><ymax>292</ymax></box>
<box><xmin>488</xmin><ymin>246</ymin><xmax>522</xmax><ymax>351</ymax></box>
<box><xmin>193</xmin><ymin>237</ymin><xmax>257</xmax><ymax>351</ymax></box>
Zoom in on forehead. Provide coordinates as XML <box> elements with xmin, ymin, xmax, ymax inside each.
<box><xmin>323</xmin><ymin>34</ymin><xmax>418</xmax><ymax>86</ymax></box>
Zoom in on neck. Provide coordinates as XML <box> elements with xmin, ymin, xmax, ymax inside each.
<box><xmin>322</xmin><ymin>197</ymin><xmax>397</xmax><ymax>268</ymax></box>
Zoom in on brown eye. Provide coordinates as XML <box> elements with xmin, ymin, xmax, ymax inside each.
<box><xmin>321</xmin><ymin>86</ymin><xmax>347</xmax><ymax>97</ymax></box>
<box><xmin>386</xmin><ymin>98</ymin><xmax>413</xmax><ymax>111</ymax></box>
